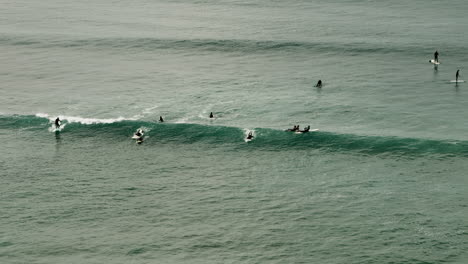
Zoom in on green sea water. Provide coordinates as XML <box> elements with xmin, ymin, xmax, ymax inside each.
<box><xmin>1</xmin><ymin>0</ymin><xmax>467</xmax><ymax>263</ymax></box>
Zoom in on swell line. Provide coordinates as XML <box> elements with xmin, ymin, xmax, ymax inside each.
<box><xmin>0</xmin><ymin>35</ymin><xmax>447</xmax><ymax>56</ymax></box>
<box><xmin>1</xmin><ymin>114</ymin><xmax>467</xmax><ymax>157</ymax></box>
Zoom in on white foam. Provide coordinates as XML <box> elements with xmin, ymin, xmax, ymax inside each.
<box><xmin>138</xmin><ymin>126</ymin><xmax>151</xmax><ymax>133</ymax></box>
<box><xmin>142</xmin><ymin>105</ymin><xmax>158</xmax><ymax>114</ymax></box>
<box><xmin>36</xmin><ymin>113</ymin><xmax>140</xmax><ymax>125</ymax></box>
<box><xmin>174</xmin><ymin>116</ymin><xmax>190</xmax><ymax>123</ymax></box>
<box><xmin>48</xmin><ymin>123</ymin><xmax>66</xmax><ymax>132</ymax></box>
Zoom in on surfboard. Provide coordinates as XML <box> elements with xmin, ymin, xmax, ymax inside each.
<box><xmin>295</xmin><ymin>129</ymin><xmax>319</xmax><ymax>134</ymax></box>
<box><xmin>132</xmin><ymin>135</ymin><xmax>143</xmax><ymax>139</ymax></box>
<box><xmin>450</xmin><ymin>80</ymin><xmax>465</xmax><ymax>83</ymax></box>
<box><xmin>429</xmin><ymin>59</ymin><xmax>440</xmax><ymax>65</ymax></box>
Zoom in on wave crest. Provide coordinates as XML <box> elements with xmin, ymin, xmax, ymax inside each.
<box><xmin>1</xmin><ymin>114</ymin><xmax>467</xmax><ymax>157</ymax></box>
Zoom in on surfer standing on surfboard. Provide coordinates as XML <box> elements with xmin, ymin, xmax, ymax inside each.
<box><xmin>55</xmin><ymin>117</ymin><xmax>61</xmax><ymax>129</ymax></box>
<box><xmin>434</xmin><ymin>50</ymin><xmax>439</xmax><ymax>63</ymax></box>
<box><xmin>456</xmin><ymin>69</ymin><xmax>460</xmax><ymax>82</ymax></box>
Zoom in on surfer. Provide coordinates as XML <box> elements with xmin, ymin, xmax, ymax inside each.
<box><xmin>315</xmin><ymin>80</ymin><xmax>322</xmax><ymax>88</ymax></box>
<box><xmin>456</xmin><ymin>69</ymin><xmax>460</xmax><ymax>82</ymax></box>
<box><xmin>159</xmin><ymin>116</ymin><xmax>164</xmax><ymax>122</ymax></box>
<box><xmin>300</xmin><ymin>126</ymin><xmax>310</xmax><ymax>133</ymax></box>
<box><xmin>55</xmin><ymin>117</ymin><xmax>61</xmax><ymax>128</ymax></box>
<box><xmin>247</xmin><ymin>132</ymin><xmax>254</xmax><ymax>140</ymax></box>
<box><xmin>133</xmin><ymin>129</ymin><xmax>144</xmax><ymax>144</ymax></box>
<box><xmin>209</xmin><ymin>112</ymin><xmax>214</xmax><ymax>118</ymax></box>
<box><xmin>434</xmin><ymin>50</ymin><xmax>439</xmax><ymax>62</ymax></box>
<box><xmin>135</xmin><ymin>129</ymin><xmax>143</xmax><ymax>137</ymax></box>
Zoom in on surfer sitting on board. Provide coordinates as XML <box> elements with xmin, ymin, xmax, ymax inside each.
<box><xmin>315</xmin><ymin>80</ymin><xmax>322</xmax><ymax>88</ymax></box>
<box><xmin>434</xmin><ymin>50</ymin><xmax>439</xmax><ymax>63</ymax></box>
<box><xmin>55</xmin><ymin>117</ymin><xmax>61</xmax><ymax>128</ymax></box>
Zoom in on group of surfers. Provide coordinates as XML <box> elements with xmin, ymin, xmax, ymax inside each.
<box><xmin>286</xmin><ymin>125</ymin><xmax>311</xmax><ymax>133</ymax></box>
<box><xmin>54</xmin><ymin>112</ymin><xmax>313</xmax><ymax>144</ymax></box>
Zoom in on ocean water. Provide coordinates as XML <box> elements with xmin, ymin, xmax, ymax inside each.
<box><xmin>1</xmin><ymin>0</ymin><xmax>467</xmax><ymax>263</ymax></box>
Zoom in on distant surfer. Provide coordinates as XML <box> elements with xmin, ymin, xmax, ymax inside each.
<box><xmin>286</xmin><ymin>125</ymin><xmax>299</xmax><ymax>132</ymax></box>
<box><xmin>300</xmin><ymin>126</ymin><xmax>310</xmax><ymax>133</ymax></box>
<box><xmin>434</xmin><ymin>50</ymin><xmax>439</xmax><ymax>63</ymax></box>
<box><xmin>159</xmin><ymin>116</ymin><xmax>164</xmax><ymax>122</ymax></box>
<box><xmin>315</xmin><ymin>80</ymin><xmax>322</xmax><ymax>88</ymax></box>
<box><xmin>209</xmin><ymin>112</ymin><xmax>214</xmax><ymax>118</ymax></box>
<box><xmin>134</xmin><ymin>129</ymin><xmax>143</xmax><ymax>138</ymax></box>
<box><xmin>246</xmin><ymin>131</ymin><xmax>254</xmax><ymax>140</ymax></box>
<box><xmin>133</xmin><ymin>129</ymin><xmax>144</xmax><ymax>144</ymax></box>
<box><xmin>55</xmin><ymin>117</ymin><xmax>61</xmax><ymax>128</ymax></box>
<box><xmin>456</xmin><ymin>69</ymin><xmax>460</xmax><ymax>83</ymax></box>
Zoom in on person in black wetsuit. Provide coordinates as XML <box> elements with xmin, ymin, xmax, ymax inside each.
<box><xmin>434</xmin><ymin>50</ymin><xmax>439</xmax><ymax>62</ymax></box>
<box><xmin>135</xmin><ymin>129</ymin><xmax>142</xmax><ymax>137</ymax></box>
<box><xmin>209</xmin><ymin>112</ymin><xmax>214</xmax><ymax>118</ymax></box>
<box><xmin>301</xmin><ymin>126</ymin><xmax>310</xmax><ymax>133</ymax></box>
<box><xmin>247</xmin><ymin>131</ymin><xmax>254</xmax><ymax>140</ymax></box>
<box><xmin>159</xmin><ymin>116</ymin><xmax>164</xmax><ymax>122</ymax></box>
<box><xmin>456</xmin><ymin>69</ymin><xmax>460</xmax><ymax>82</ymax></box>
<box><xmin>55</xmin><ymin>117</ymin><xmax>60</xmax><ymax>128</ymax></box>
<box><xmin>315</xmin><ymin>80</ymin><xmax>322</xmax><ymax>88</ymax></box>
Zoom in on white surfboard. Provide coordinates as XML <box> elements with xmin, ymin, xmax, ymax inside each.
<box><xmin>450</xmin><ymin>80</ymin><xmax>465</xmax><ymax>83</ymax></box>
<box><xmin>132</xmin><ymin>130</ymin><xmax>144</xmax><ymax>140</ymax></box>
<box><xmin>429</xmin><ymin>59</ymin><xmax>440</xmax><ymax>65</ymax></box>
<box><xmin>295</xmin><ymin>129</ymin><xmax>319</xmax><ymax>134</ymax></box>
